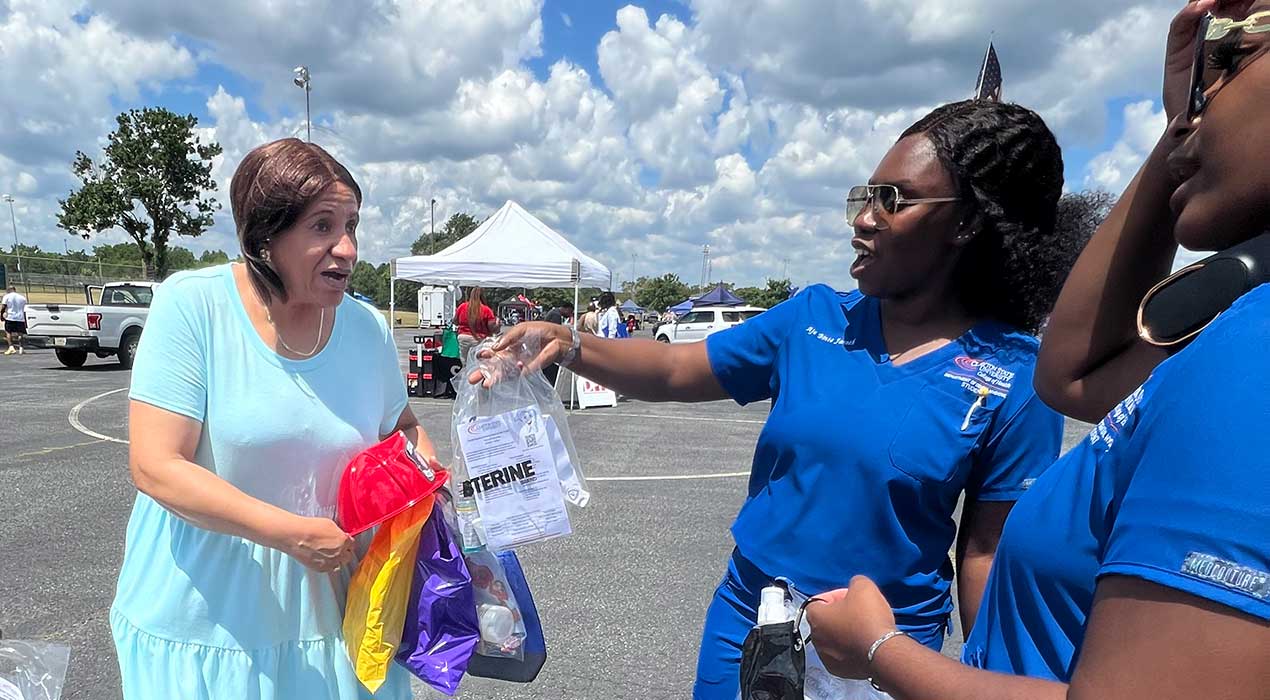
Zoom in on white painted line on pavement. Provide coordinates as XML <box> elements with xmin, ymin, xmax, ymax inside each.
<box><xmin>67</xmin><ymin>389</ymin><xmax>753</xmax><ymax>480</ymax></box>
<box><xmin>68</xmin><ymin>387</ymin><xmax>129</xmax><ymax>444</ymax></box>
<box><xmin>589</xmin><ymin>471</ymin><xmax>749</xmax><ymax>482</ymax></box>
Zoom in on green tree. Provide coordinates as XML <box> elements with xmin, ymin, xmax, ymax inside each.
<box><xmin>165</xmin><ymin>246</ymin><xmax>198</xmax><ymax>271</ymax></box>
<box><xmin>525</xmin><ymin>287</ymin><xmax>585</xmax><ymax>310</ymax></box>
<box><xmin>635</xmin><ymin>273</ymin><xmax>691</xmax><ymax>313</ymax></box>
<box><xmin>92</xmin><ymin>242</ymin><xmax>144</xmax><ymax>266</ymax></box>
<box><xmin>199</xmin><ymin>249</ymin><xmax>231</xmax><ymax>266</ymax></box>
<box><xmin>58</xmin><ymin>107</ymin><xmax>222</xmax><ymax>279</ymax></box>
<box><xmin>734</xmin><ymin>278</ymin><xmax>792</xmax><ymax>309</ymax></box>
<box><xmin>349</xmin><ymin>260</ymin><xmax>387</xmax><ymax>304</ymax></box>
<box><xmin>410</xmin><ymin>212</ymin><xmax>482</xmax><ymax>255</ymax></box>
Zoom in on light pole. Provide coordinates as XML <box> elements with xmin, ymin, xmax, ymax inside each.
<box><xmin>293</xmin><ymin>66</ymin><xmax>312</xmax><ymax>142</ymax></box>
<box><xmin>430</xmin><ymin>198</ymin><xmax>437</xmax><ymax>254</ymax></box>
<box><xmin>3</xmin><ymin>194</ymin><xmax>21</xmax><ymax>289</ymax></box>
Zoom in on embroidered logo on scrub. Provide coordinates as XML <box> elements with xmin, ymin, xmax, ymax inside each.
<box><xmin>943</xmin><ymin>356</ymin><xmax>1015</xmax><ymax>398</ymax></box>
<box><xmin>804</xmin><ymin>325</ymin><xmax>845</xmax><ymax>346</ymax></box>
<box><xmin>1180</xmin><ymin>552</ymin><xmax>1270</xmax><ymax>601</ymax></box>
<box><xmin>1088</xmin><ymin>384</ymin><xmax>1145</xmax><ymax>451</ymax></box>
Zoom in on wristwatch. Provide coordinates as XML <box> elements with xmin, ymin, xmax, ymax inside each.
<box><xmin>559</xmin><ymin>325</ymin><xmax>582</xmax><ymax>367</ymax></box>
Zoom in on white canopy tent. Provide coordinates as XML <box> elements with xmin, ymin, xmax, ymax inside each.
<box><xmin>391</xmin><ymin>200</ymin><xmax>610</xmax><ymax>300</ymax></box>
<box><xmin>388</xmin><ymin>200</ymin><xmax>613</xmax><ymax>404</ymax></box>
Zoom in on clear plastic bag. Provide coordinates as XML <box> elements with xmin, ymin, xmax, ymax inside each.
<box><xmin>450</xmin><ymin>336</ymin><xmax>589</xmax><ymax>552</ymax></box>
<box><xmin>0</xmin><ymin>640</ymin><xmax>70</xmax><ymax>700</ymax></box>
<box><xmin>776</xmin><ymin>581</ymin><xmax>892</xmax><ymax>700</ymax></box>
<box><xmin>462</xmin><ymin>549</ymin><xmax>527</xmax><ymax>661</ymax></box>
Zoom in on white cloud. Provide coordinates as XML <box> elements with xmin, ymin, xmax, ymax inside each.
<box><xmin>0</xmin><ymin>1</ymin><xmax>196</xmax><ymax>167</ymax></box>
<box><xmin>561</xmin><ymin>12</ymin><xmax>572</xmax><ymax>28</ymax></box>
<box><xmin>0</xmin><ymin>0</ymin><xmax>1195</xmax><ymax>290</ymax></box>
<box><xmin>1082</xmin><ymin>100</ymin><xmax>1166</xmax><ymax>194</ymax></box>
<box><xmin>598</xmin><ymin>6</ymin><xmax>729</xmax><ymax>187</ymax></box>
<box><xmin>90</xmin><ymin>0</ymin><xmax>544</xmax><ymax>118</ymax></box>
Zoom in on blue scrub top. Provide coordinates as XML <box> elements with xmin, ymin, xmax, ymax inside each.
<box><xmin>963</xmin><ymin>284</ymin><xmax>1270</xmax><ymax>681</ymax></box>
<box><xmin>706</xmin><ymin>285</ymin><xmax>1063</xmax><ymax>634</ymax></box>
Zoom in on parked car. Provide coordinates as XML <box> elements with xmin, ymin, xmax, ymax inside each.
<box><xmin>653</xmin><ymin>305</ymin><xmax>765</xmax><ymax>343</ymax></box>
<box><xmin>24</xmin><ymin>281</ymin><xmax>156</xmax><ymax>368</ymax></box>
<box><xmin>643</xmin><ymin>310</ymin><xmax>660</xmax><ymax>324</ymax></box>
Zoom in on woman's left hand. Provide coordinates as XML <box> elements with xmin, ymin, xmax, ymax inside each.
<box><xmin>805</xmin><ymin>576</ymin><xmax>898</xmax><ymax>680</ymax></box>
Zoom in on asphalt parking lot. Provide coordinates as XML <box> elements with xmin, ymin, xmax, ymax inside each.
<box><xmin>0</xmin><ymin>331</ymin><xmax>1092</xmax><ymax>699</ymax></box>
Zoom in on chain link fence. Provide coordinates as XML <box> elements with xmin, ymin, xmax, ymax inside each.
<box><xmin>0</xmin><ymin>253</ymin><xmax>149</xmax><ymax>304</ymax></box>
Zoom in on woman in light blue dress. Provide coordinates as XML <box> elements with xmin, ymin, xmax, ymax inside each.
<box><xmin>112</xmin><ymin>138</ymin><xmax>438</xmax><ymax>699</ymax></box>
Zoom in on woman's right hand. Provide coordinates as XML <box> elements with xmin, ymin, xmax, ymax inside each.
<box><xmin>282</xmin><ymin>516</ymin><xmax>355</xmax><ymax>573</ymax></box>
<box><xmin>467</xmin><ymin>321</ymin><xmax>572</xmax><ymax>388</ymax></box>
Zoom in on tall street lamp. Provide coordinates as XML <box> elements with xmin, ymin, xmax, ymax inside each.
<box><xmin>293</xmin><ymin>66</ymin><xmax>312</xmax><ymax>142</ymax></box>
<box><xmin>2</xmin><ymin>194</ymin><xmax>20</xmax><ymax>288</ymax></box>
<box><xmin>430</xmin><ymin>198</ymin><xmax>437</xmax><ymax>254</ymax></box>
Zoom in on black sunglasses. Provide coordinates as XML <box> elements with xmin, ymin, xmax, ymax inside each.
<box><xmin>1186</xmin><ymin>11</ymin><xmax>1270</xmax><ymax>122</ymax></box>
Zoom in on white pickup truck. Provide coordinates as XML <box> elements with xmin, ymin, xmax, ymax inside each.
<box><xmin>24</xmin><ymin>281</ymin><xmax>156</xmax><ymax>368</ymax></box>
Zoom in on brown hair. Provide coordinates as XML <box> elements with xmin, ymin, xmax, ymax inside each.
<box><xmin>466</xmin><ymin>286</ymin><xmax>484</xmax><ymax>332</ymax></box>
<box><xmin>229</xmin><ymin>138</ymin><xmax>362</xmax><ymax>303</ymax></box>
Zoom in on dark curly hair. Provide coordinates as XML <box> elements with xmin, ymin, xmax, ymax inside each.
<box><xmin>900</xmin><ymin>100</ymin><xmax>1072</xmax><ymax>334</ymax></box>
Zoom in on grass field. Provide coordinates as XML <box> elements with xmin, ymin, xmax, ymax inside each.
<box><xmin>21</xmin><ymin>289</ymin><xmax>89</xmax><ymax>304</ymax></box>
<box><xmin>384</xmin><ymin>309</ymin><xmax>420</xmax><ymax>327</ymax></box>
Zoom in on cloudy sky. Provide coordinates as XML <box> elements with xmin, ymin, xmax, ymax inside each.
<box><xmin>0</xmin><ymin>0</ymin><xmax>1179</xmax><ymax>289</ymax></box>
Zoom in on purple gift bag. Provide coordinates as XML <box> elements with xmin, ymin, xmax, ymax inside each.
<box><xmin>395</xmin><ymin>505</ymin><xmax>481</xmax><ymax>695</ymax></box>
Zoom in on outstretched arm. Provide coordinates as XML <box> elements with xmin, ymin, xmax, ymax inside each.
<box><xmin>471</xmin><ymin>321</ymin><xmax>728</xmax><ymax>403</ymax></box>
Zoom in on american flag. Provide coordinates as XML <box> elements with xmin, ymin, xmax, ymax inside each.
<box><xmin>974</xmin><ymin>42</ymin><xmax>1003</xmax><ymax>102</ymax></box>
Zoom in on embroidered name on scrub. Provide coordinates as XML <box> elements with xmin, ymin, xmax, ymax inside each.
<box><xmin>461</xmin><ymin>460</ymin><xmax>537</xmax><ymax>497</ymax></box>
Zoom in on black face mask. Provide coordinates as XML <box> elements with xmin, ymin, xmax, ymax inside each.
<box><xmin>1138</xmin><ymin>232</ymin><xmax>1270</xmax><ymax>347</ymax></box>
<box><xmin>739</xmin><ymin>601</ymin><xmax>811</xmax><ymax>700</ymax></box>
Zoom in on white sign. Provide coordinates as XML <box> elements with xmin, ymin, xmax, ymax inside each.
<box><xmin>575</xmin><ymin>375</ymin><xmax>617</xmax><ymax>409</ymax></box>
<box><xmin>455</xmin><ymin>405</ymin><xmax>572</xmax><ymax>551</ymax></box>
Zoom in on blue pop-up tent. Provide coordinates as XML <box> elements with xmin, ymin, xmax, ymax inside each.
<box><xmin>669</xmin><ymin>299</ymin><xmax>693</xmax><ymax>315</ymax></box>
<box><xmin>692</xmin><ymin>283</ymin><xmax>745</xmax><ymax>307</ymax></box>
<box><xmin>619</xmin><ymin>299</ymin><xmax>643</xmax><ymax>313</ymax></box>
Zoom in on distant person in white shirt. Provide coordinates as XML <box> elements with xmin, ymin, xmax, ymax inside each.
<box><xmin>2</xmin><ymin>285</ymin><xmax>28</xmax><ymax>355</ymax></box>
<box><xmin>597</xmin><ymin>291</ymin><xmax>623</xmax><ymax>339</ymax></box>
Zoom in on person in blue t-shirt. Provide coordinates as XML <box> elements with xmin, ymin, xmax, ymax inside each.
<box><xmin>805</xmin><ymin>3</ymin><xmax>1270</xmax><ymax>699</ymax></box>
<box><xmin>477</xmin><ymin>100</ymin><xmax>1082</xmax><ymax>699</ymax></box>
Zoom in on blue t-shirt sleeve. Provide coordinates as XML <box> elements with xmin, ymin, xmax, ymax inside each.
<box><xmin>373</xmin><ymin>306</ymin><xmax>409</xmax><ymax>437</ymax></box>
<box><xmin>705</xmin><ymin>291</ymin><xmax>809</xmax><ymax>405</ymax></box>
<box><xmin>128</xmin><ymin>278</ymin><xmax>208</xmax><ymax>422</ymax></box>
<box><xmin>1098</xmin><ymin>352</ymin><xmax>1270</xmax><ymax>621</ymax></box>
<box><xmin>966</xmin><ymin>389</ymin><xmax>1062</xmax><ymax>502</ymax></box>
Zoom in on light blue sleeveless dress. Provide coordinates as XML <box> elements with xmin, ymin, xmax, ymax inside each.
<box><xmin>111</xmin><ymin>264</ymin><xmax>412</xmax><ymax>699</ymax></box>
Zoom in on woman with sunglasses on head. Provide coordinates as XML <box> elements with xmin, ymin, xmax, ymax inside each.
<box><xmin>477</xmin><ymin>100</ymin><xmax>1082</xmax><ymax>698</ymax></box>
<box><xmin>805</xmin><ymin>2</ymin><xmax>1270</xmax><ymax>699</ymax></box>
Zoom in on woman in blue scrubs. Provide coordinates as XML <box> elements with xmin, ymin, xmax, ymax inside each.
<box><xmin>481</xmin><ymin>100</ymin><xmax>1080</xmax><ymax>698</ymax></box>
<box><xmin>805</xmin><ymin>2</ymin><xmax>1270</xmax><ymax>698</ymax></box>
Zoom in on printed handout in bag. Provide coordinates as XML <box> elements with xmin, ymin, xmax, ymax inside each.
<box><xmin>455</xmin><ymin>405</ymin><xmax>572</xmax><ymax>550</ymax></box>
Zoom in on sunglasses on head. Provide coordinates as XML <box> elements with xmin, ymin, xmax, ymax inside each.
<box><xmin>1185</xmin><ymin>10</ymin><xmax>1270</xmax><ymax>122</ymax></box>
<box><xmin>844</xmin><ymin>184</ymin><xmax>960</xmax><ymax>226</ymax></box>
